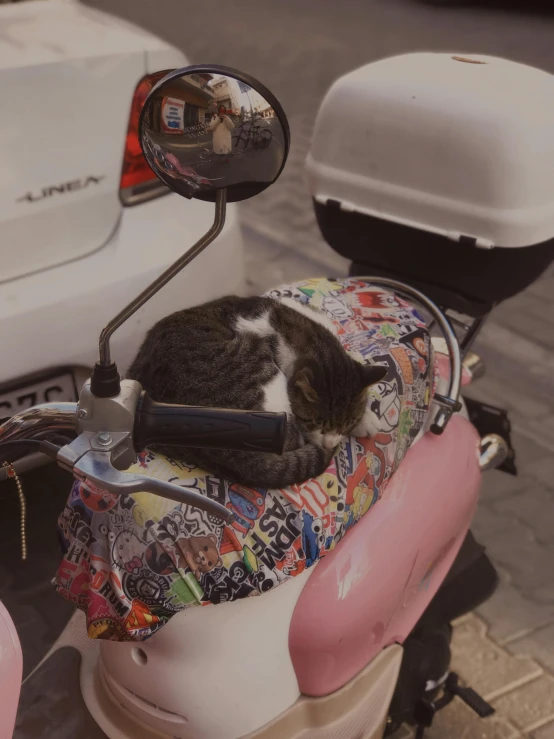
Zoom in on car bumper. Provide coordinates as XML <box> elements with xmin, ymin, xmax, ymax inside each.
<box><xmin>0</xmin><ymin>193</ymin><xmax>245</xmax><ymax>386</ymax></box>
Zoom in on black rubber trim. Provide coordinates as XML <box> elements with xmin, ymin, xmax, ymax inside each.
<box><xmin>134</xmin><ymin>393</ymin><xmax>287</xmax><ymax>454</ymax></box>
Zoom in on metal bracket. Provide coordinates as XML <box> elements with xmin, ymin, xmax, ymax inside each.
<box><xmin>54</xmin><ymin>378</ymin><xmax>233</xmax><ymax>522</ymax></box>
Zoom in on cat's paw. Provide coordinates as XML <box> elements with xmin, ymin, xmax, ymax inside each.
<box><xmin>311</xmin><ymin>441</ymin><xmax>335</xmax><ymax>471</ymax></box>
<box><xmin>352</xmin><ymin>408</ymin><xmax>381</xmax><ymax>439</ymax></box>
<box><xmin>292</xmin><ymin>442</ymin><xmax>335</xmax><ymax>484</ymax></box>
<box><xmin>308</xmin><ymin>429</ymin><xmax>344</xmax><ymax>451</ymax></box>
<box><xmin>285</xmin><ymin>414</ymin><xmax>308</xmax><ymax>451</ymax></box>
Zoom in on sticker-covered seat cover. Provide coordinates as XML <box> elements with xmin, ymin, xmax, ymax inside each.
<box><xmin>54</xmin><ymin>278</ymin><xmax>433</xmax><ymax>641</ymax></box>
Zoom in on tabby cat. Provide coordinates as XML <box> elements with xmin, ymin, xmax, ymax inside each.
<box><xmin>128</xmin><ymin>295</ymin><xmax>387</xmax><ymax>488</ymax></box>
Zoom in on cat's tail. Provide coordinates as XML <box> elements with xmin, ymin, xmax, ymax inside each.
<box><xmin>171</xmin><ymin>442</ymin><xmax>334</xmax><ymax>491</ymax></box>
<box><xmin>238</xmin><ymin>442</ymin><xmax>334</xmax><ymax>490</ymax></box>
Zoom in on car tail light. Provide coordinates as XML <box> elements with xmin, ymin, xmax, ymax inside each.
<box><xmin>120</xmin><ymin>72</ymin><xmax>168</xmax><ymax>206</ymax></box>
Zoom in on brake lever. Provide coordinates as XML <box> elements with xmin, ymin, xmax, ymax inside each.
<box><xmin>73</xmin><ymin>450</ymin><xmax>233</xmax><ymax>524</ymax></box>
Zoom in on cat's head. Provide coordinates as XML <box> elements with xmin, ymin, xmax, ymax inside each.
<box><xmin>289</xmin><ymin>358</ymin><xmax>388</xmax><ymax>450</ymax></box>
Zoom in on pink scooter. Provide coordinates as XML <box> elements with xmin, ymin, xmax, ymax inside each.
<box><xmin>2</xmin><ymin>56</ymin><xmax>554</xmax><ymax>739</ymax></box>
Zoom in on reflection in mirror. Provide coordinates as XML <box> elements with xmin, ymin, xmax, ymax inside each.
<box><xmin>140</xmin><ymin>68</ymin><xmax>289</xmax><ymax>202</ymax></box>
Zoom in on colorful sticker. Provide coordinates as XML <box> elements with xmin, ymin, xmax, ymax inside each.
<box><xmin>54</xmin><ymin>278</ymin><xmax>433</xmax><ymax>642</ymax></box>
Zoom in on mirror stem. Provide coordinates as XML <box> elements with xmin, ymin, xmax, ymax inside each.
<box><xmin>98</xmin><ymin>189</ymin><xmax>227</xmax><ymax>367</ymax></box>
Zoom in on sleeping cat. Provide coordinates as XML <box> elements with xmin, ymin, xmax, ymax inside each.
<box><xmin>127</xmin><ymin>295</ymin><xmax>387</xmax><ymax>489</ymax></box>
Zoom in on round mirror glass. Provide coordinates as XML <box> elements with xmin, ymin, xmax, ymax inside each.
<box><xmin>139</xmin><ymin>66</ymin><xmax>289</xmax><ymax>202</ymax></box>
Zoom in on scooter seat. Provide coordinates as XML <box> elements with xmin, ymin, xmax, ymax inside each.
<box><xmin>54</xmin><ymin>278</ymin><xmax>433</xmax><ymax>642</ymax></box>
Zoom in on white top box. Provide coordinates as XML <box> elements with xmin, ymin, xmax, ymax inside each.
<box><xmin>306</xmin><ymin>53</ymin><xmax>554</xmax><ymax>248</ymax></box>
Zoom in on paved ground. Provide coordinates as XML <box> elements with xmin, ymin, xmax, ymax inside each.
<box><xmin>1</xmin><ymin>0</ymin><xmax>553</xmax><ymax>736</ymax></box>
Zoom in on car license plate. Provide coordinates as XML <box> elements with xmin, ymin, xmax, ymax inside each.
<box><xmin>0</xmin><ymin>371</ymin><xmax>78</xmax><ymax>422</ymax></box>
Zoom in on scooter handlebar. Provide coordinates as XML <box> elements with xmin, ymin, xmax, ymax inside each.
<box><xmin>134</xmin><ymin>393</ymin><xmax>287</xmax><ymax>455</ymax></box>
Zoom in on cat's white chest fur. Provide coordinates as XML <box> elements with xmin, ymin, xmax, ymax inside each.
<box><xmin>271</xmin><ymin>297</ymin><xmax>338</xmax><ymax>379</ymax></box>
<box><xmin>234</xmin><ymin>310</ymin><xmax>294</xmax><ymax>415</ymax></box>
<box><xmin>234</xmin><ymin>306</ymin><xmax>302</xmax><ymax>380</ymax></box>
<box><xmin>262</xmin><ymin>371</ymin><xmax>292</xmax><ymax>414</ymax></box>
<box><xmin>235</xmin><ymin>313</ymin><xmax>274</xmax><ymax>337</ymax></box>
<box><xmin>235</xmin><ymin>301</ymin><xmax>361</xmax><ymax>449</ymax></box>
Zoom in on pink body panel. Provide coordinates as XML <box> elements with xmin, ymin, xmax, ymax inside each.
<box><xmin>289</xmin><ymin>415</ymin><xmax>481</xmax><ymax>696</ymax></box>
<box><xmin>0</xmin><ymin>602</ymin><xmax>22</xmax><ymax>739</ymax></box>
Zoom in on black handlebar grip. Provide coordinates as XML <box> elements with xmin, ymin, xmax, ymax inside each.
<box><xmin>134</xmin><ymin>394</ymin><xmax>287</xmax><ymax>455</ymax></box>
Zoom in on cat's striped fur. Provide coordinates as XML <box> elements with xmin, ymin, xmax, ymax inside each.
<box><xmin>128</xmin><ymin>296</ymin><xmax>386</xmax><ymax>488</ymax></box>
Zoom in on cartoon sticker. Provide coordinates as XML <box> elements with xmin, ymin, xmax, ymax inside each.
<box><xmin>54</xmin><ymin>277</ymin><xmax>433</xmax><ymax>642</ymax></box>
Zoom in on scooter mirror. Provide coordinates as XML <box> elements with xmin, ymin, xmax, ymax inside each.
<box><xmin>139</xmin><ymin>66</ymin><xmax>290</xmax><ymax>202</ymax></box>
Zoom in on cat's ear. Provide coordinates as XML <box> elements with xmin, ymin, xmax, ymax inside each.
<box><xmin>361</xmin><ymin>364</ymin><xmax>388</xmax><ymax>388</ymax></box>
<box><xmin>294</xmin><ymin>367</ymin><xmax>319</xmax><ymax>403</ymax></box>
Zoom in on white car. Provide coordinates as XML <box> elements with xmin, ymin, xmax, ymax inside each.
<box><xmin>0</xmin><ymin>0</ymin><xmax>245</xmax><ymax>420</ymax></box>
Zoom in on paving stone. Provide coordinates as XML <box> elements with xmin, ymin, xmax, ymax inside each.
<box><xmin>463</xmin><ymin>377</ymin><xmax>551</xmax><ymax>421</ymax></box>
<box><xmin>498</xmin><ymin>292</ymin><xmax>552</xmax><ymax>327</ymax></box>
<box><xmin>471</xmin><ymin>504</ymin><xmax>518</xmax><ymax>542</ymax></box>
<box><xmin>532</xmin><ymin>721</ymin><xmax>554</xmax><ymax>739</ymax></box>
<box><xmin>508</xmin><ymin>624</ymin><xmax>554</xmax><ymax>674</ymax></box>
<box><xmin>509</xmin><ymin>418</ymin><xmax>554</xmax><ymax>458</ymax></box>
<box><xmin>425</xmin><ymin>698</ymin><xmax>523</xmax><ymax>739</ymax></box>
<box><xmin>242</xmin><ymin>227</ymin><xmax>346</xmax><ymax>296</ymax></box>
<box><xmin>475</xmin><ymin>322</ymin><xmax>554</xmax><ymax>382</ymax></box>
<box><xmin>451</xmin><ymin>615</ymin><xmax>542</xmax><ymax>701</ymax></box>
<box><xmin>477</xmin><ymin>568</ymin><xmax>554</xmax><ymax>645</ymax></box>
<box><xmin>522</xmin><ymin>417</ymin><xmax>554</xmax><ymax>453</ymax></box>
<box><xmin>529</xmin><ymin>269</ymin><xmax>554</xmax><ymax>302</ymax></box>
<box><xmin>494</xmin><ymin>310</ymin><xmax>554</xmax><ymax>352</ymax></box>
<box><xmin>14</xmin><ymin>647</ymin><xmax>109</xmax><ymax>739</ymax></box>
<box><xmin>462</xmin><ymin>352</ymin><xmax>554</xmax><ymax>411</ymax></box>
<box><xmin>389</xmin><ymin>725</ymin><xmax>414</xmax><ymax>739</ymax></box>
<box><xmin>525</xmin><ymin>456</ymin><xmax>554</xmax><ymax>490</ymax></box>
<box><xmin>480</xmin><ymin>471</ymin><xmax>539</xmax><ymax>504</ymax></box>
<box><xmin>529</xmin><ymin>586</ymin><xmax>554</xmax><ymax>607</ymax></box>
<box><xmin>3</xmin><ymin>585</ymin><xmax>74</xmax><ymax>679</ymax></box>
<box><xmin>477</xmin><ymin>520</ymin><xmax>554</xmax><ymax>596</ymax></box>
<box><xmin>493</xmin><ymin>676</ymin><xmax>554</xmax><ymax>734</ymax></box>
<box><xmin>510</xmin><ymin>432</ymin><xmax>554</xmax><ymax>474</ymax></box>
<box><xmin>493</xmin><ymin>486</ymin><xmax>554</xmax><ymax>546</ymax></box>
<box><xmin>3</xmin><ymin>604</ymin><xmax>49</xmax><ymax>678</ymax></box>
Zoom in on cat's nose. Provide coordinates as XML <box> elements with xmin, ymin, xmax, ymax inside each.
<box><xmin>323</xmin><ymin>433</ymin><xmax>343</xmax><ymax>451</ymax></box>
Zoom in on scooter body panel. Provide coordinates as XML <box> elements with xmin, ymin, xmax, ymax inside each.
<box><xmin>0</xmin><ymin>601</ymin><xmax>22</xmax><ymax>739</ymax></box>
<box><xmin>96</xmin><ymin>567</ymin><xmax>313</xmax><ymax>739</ymax></box>
<box><xmin>289</xmin><ymin>415</ymin><xmax>481</xmax><ymax>696</ymax></box>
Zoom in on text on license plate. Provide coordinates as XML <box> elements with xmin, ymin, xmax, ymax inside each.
<box><xmin>0</xmin><ymin>372</ymin><xmax>77</xmax><ymax>421</ymax></box>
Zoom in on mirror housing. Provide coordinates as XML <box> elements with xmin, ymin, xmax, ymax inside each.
<box><xmin>139</xmin><ymin>65</ymin><xmax>290</xmax><ymax>202</ymax></box>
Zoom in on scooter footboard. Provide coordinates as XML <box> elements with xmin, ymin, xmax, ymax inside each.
<box><xmin>91</xmin><ymin>617</ymin><xmax>403</xmax><ymax>739</ymax></box>
<box><xmin>95</xmin><ymin>568</ymin><xmax>311</xmax><ymax>739</ymax></box>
